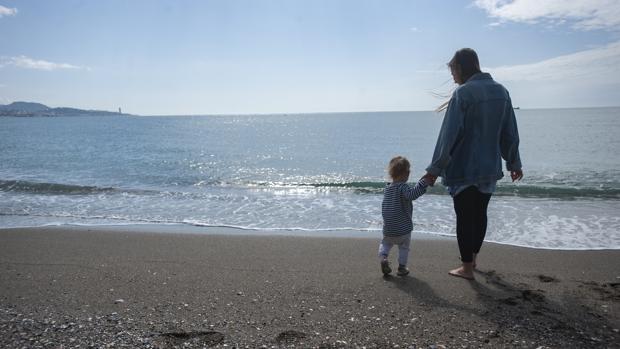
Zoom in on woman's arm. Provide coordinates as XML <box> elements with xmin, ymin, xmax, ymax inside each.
<box><xmin>500</xmin><ymin>97</ymin><xmax>522</xmax><ymax>173</ymax></box>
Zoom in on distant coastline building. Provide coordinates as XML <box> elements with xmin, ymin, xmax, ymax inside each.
<box><xmin>118</xmin><ymin>107</ymin><xmax>122</xmax><ymax>114</ymax></box>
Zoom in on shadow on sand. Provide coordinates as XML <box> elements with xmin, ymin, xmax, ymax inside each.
<box><xmin>384</xmin><ymin>269</ymin><xmax>618</xmax><ymax>347</ymax></box>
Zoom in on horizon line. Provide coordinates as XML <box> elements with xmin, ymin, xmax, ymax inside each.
<box><xmin>3</xmin><ymin>101</ymin><xmax>620</xmax><ymax>117</ymax></box>
<box><xmin>135</xmin><ymin>105</ymin><xmax>620</xmax><ymax>117</ymax></box>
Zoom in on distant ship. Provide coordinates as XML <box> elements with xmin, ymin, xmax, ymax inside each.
<box><xmin>513</xmin><ymin>107</ymin><xmax>520</xmax><ymax>110</ymax></box>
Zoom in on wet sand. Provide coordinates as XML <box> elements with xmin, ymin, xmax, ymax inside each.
<box><xmin>1</xmin><ymin>226</ymin><xmax>619</xmax><ymax>348</ymax></box>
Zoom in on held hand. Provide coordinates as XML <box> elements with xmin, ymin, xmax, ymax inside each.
<box><xmin>422</xmin><ymin>172</ymin><xmax>438</xmax><ymax>186</ymax></box>
<box><xmin>510</xmin><ymin>169</ymin><xmax>523</xmax><ymax>182</ymax></box>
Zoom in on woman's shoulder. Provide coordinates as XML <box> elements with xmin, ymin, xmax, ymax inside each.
<box><xmin>458</xmin><ymin>76</ymin><xmax>510</xmax><ymax>102</ymax></box>
<box><xmin>450</xmin><ymin>85</ymin><xmax>475</xmax><ymax>108</ymax></box>
<box><xmin>454</xmin><ymin>79</ymin><xmax>480</xmax><ymax>96</ymax></box>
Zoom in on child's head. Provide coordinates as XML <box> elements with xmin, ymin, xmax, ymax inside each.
<box><xmin>388</xmin><ymin>156</ymin><xmax>410</xmax><ymax>182</ymax></box>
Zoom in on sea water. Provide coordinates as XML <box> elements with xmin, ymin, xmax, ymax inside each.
<box><xmin>1</xmin><ymin>108</ymin><xmax>619</xmax><ymax>249</ymax></box>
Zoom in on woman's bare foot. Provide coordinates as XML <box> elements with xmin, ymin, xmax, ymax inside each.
<box><xmin>448</xmin><ymin>263</ymin><xmax>475</xmax><ymax>280</ymax></box>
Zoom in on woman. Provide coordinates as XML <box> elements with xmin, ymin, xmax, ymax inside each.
<box><xmin>425</xmin><ymin>48</ymin><xmax>523</xmax><ymax>280</ymax></box>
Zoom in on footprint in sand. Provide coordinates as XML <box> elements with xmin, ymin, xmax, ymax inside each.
<box><xmin>538</xmin><ymin>274</ymin><xmax>559</xmax><ymax>283</ymax></box>
<box><xmin>579</xmin><ymin>281</ymin><xmax>620</xmax><ymax>301</ymax></box>
<box><xmin>154</xmin><ymin>330</ymin><xmax>225</xmax><ymax>348</ymax></box>
<box><xmin>275</xmin><ymin>330</ymin><xmax>307</xmax><ymax>343</ymax></box>
<box><xmin>500</xmin><ymin>297</ymin><xmax>519</xmax><ymax>306</ymax></box>
<box><xmin>521</xmin><ymin>289</ymin><xmax>546</xmax><ymax>303</ymax></box>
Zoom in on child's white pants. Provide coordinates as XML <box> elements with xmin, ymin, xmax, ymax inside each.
<box><xmin>378</xmin><ymin>233</ymin><xmax>411</xmax><ymax>266</ymax></box>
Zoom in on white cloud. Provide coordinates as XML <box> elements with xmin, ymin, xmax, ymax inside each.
<box><xmin>474</xmin><ymin>0</ymin><xmax>620</xmax><ymax>30</ymax></box>
<box><xmin>0</xmin><ymin>56</ymin><xmax>84</xmax><ymax>71</ymax></box>
<box><xmin>0</xmin><ymin>5</ymin><xmax>17</xmax><ymax>17</ymax></box>
<box><xmin>489</xmin><ymin>41</ymin><xmax>620</xmax><ymax>83</ymax></box>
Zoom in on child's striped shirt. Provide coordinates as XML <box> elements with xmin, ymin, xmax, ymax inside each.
<box><xmin>382</xmin><ymin>178</ymin><xmax>429</xmax><ymax>236</ymax></box>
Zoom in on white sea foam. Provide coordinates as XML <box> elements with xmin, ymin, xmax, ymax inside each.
<box><xmin>2</xmin><ymin>189</ymin><xmax>619</xmax><ymax>249</ymax></box>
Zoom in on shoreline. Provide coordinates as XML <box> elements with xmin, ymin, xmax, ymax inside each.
<box><xmin>2</xmin><ymin>223</ymin><xmax>619</xmax><ymax>251</ymax></box>
<box><xmin>1</xmin><ymin>226</ymin><xmax>619</xmax><ymax>348</ymax></box>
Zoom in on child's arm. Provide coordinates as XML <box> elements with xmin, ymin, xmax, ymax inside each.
<box><xmin>400</xmin><ymin>178</ymin><xmax>429</xmax><ymax>201</ymax></box>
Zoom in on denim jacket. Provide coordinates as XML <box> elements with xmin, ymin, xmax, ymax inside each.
<box><xmin>426</xmin><ymin>73</ymin><xmax>522</xmax><ymax>187</ymax></box>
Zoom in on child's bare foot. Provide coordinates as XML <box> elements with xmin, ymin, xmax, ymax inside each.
<box><xmin>448</xmin><ymin>263</ymin><xmax>475</xmax><ymax>280</ymax></box>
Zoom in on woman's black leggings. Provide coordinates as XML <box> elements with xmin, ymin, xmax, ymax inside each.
<box><xmin>453</xmin><ymin>186</ymin><xmax>492</xmax><ymax>263</ymax></box>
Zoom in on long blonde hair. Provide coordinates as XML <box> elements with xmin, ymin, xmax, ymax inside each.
<box><xmin>434</xmin><ymin>48</ymin><xmax>481</xmax><ymax>113</ymax></box>
<box><xmin>431</xmin><ymin>89</ymin><xmax>453</xmax><ymax>112</ymax></box>
<box><xmin>434</xmin><ymin>97</ymin><xmax>451</xmax><ymax>112</ymax></box>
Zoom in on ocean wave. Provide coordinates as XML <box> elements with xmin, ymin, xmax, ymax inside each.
<box><xmin>2</xmin><ymin>178</ymin><xmax>619</xmax><ymax>199</ymax></box>
<box><xmin>0</xmin><ymin>180</ymin><xmax>157</xmax><ymax>196</ymax></box>
<box><xmin>492</xmin><ymin>184</ymin><xmax>620</xmax><ymax>199</ymax></box>
<box><xmin>251</xmin><ymin>181</ymin><xmax>620</xmax><ymax>199</ymax></box>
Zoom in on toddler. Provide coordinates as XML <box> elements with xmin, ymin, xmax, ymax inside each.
<box><xmin>379</xmin><ymin>156</ymin><xmax>431</xmax><ymax>276</ymax></box>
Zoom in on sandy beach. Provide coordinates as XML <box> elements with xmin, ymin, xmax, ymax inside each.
<box><xmin>0</xmin><ymin>227</ymin><xmax>618</xmax><ymax>348</ymax></box>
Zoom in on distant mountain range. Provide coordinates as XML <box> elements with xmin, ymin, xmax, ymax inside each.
<box><xmin>0</xmin><ymin>102</ymin><xmax>129</xmax><ymax>117</ymax></box>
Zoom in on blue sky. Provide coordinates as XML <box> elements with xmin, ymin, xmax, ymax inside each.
<box><xmin>1</xmin><ymin>0</ymin><xmax>619</xmax><ymax>115</ymax></box>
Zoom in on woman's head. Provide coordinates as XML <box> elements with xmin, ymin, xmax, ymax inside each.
<box><xmin>388</xmin><ymin>156</ymin><xmax>410</xmax><ymax>182</ymax></box>
<box><xmin>448</xmin><ymin>48</ymin><xmax>481</xmax><ymax>85</ymax></box>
